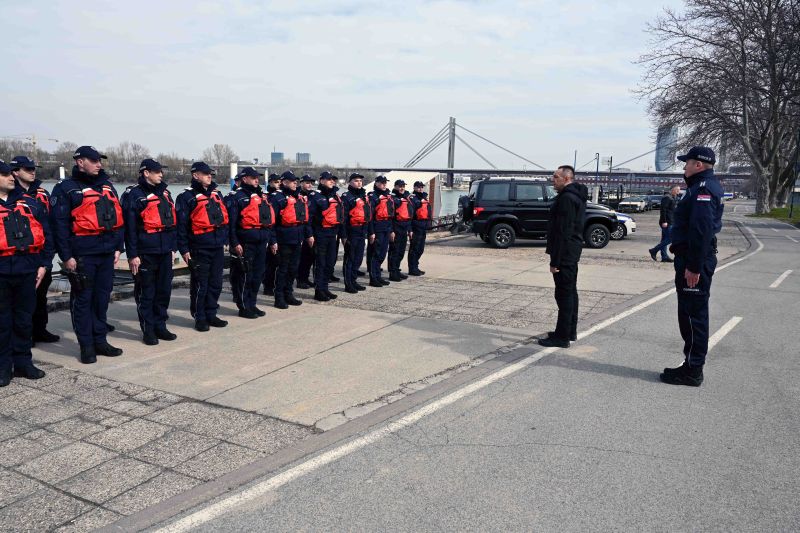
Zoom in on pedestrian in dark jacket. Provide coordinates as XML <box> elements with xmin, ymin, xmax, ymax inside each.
<box><xmin>648</xmin><ymin>185</ymin><xmax>680</xmax><ymax>262</ymax></box>
<box><xmin>539</xmin><ymin>165</ymin><xmax>587</xmax><ymax>348</ymax></box>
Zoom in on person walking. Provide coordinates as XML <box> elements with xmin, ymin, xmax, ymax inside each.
<box><xmin>539</xmin><ymin>165</ymin><xmax>587</xmax><ymax>349</ymax></box>
<box><xmin>660</xmin><ymin>146</ymin><xmax>723</xmax><ymax>387</ymax></box>
<box><xmin>648</xmin><ymin>185</ymin><xmax>680</xmax><ymax>263</ymax></box>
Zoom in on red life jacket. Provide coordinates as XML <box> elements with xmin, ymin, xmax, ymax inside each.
<box><xmin>71</xmin><ymin>185</ymin><xmax>124</xmax><ymax>236</ymax></box>
<box><xmin>349</xmin><ymin>197</ymin><xmax>371</xmax><ymax>226</ymax></box>
<box><xmin>415</xmin><ymin>197</ymin><xmax>431</xmax><ymax>220</ymax></box>
<box><xmin>24</xmin><ymin>187</ymin><xmax>51</xmax><ymax>213</ymax></box>
<box><xmin>0</xmin><ymin>200</ymin><xmax>46</xmax><ymax>257</ymax></box>
<box><xmin>374</xmin><ymin>194</ymin><xmax>395</xmax><ymax>221</ymax></box>
<box><xmin>190</xmin><ymin>191</ymin><xmax>229</xmax><ymax>234</ymax></box>
<box><xmin>321</xmin><ymin>195</ymin><xmax>344</xmax><ymax>228</ymax></box>
<box><xmin>140</xmin><ymin>191</ymin><xmax>176</xmax><ymax>233</ymax></box>
<box><xmin>280</xmin><ymin>194</ymin><xmax>308</xmax><ymax>226</ymax></box>
<box><xmin>395</xmin><ymin>195</ymin><xmax>412</xmax><ymax>222</ymax></box>
<box><xmin>239</xmin><ymin>193</ymin><xmax>275</xmax><ymax>229</ymax></box>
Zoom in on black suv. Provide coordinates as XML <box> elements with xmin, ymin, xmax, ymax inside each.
<box><xmin>461</xmin><ymin>177</ymin><xmax>618</xmax><ymax>249</ymax></box>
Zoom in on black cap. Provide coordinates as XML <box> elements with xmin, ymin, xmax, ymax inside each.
<box><xmin>190</xmin><ymin>161</ymin><xmax>216</xmax><ymax>174</ymax></box>
<box><xmin>300</xmin><ymin>174</ymin><xmax>315</xmax><ymax>183</ymax></box>
<box><xmin>374</xmin><ymin>175</ymin><xmax>388</xmax><ymax>184</ymax></box>
<box><xmin>139</xmin><ymin>158</ymin><xmax>167</xmax><ymax>172</ymax></box>
<box><xmin>348</xmin><ymin>173</ymin><xmax>364</xmax><ymax>181</ymax></box>
<box><xmin>268</xmin><ymin>173</ymin><xmax>281</xmax><ymax>182</ymax></box>
<box><xmin>10</xmin><ymin>155</ymin><xmax>39</xmax><ymax>169</ymax></box>
<box><xmin>319</xmin><ymin>171</ymin><xmax>335</xmax><ymax>180</ymax></box>
<box><xmin>281</xmin><ymin>170</ymin><xmax>297</xmax><ymax>181</ymax></box>
<box><xmin>394</xmin><ymin>179</ymin><xmax>406</xmax><ymax>187</ymax></box>
<box><xmin>0</xmin><ymin>161</ymin><xmax>12</xmax><ymax>174</ymax></box>
<box><xmin>413</xmin><ymin>181</ymin><xmax>425</xmax><ymax>187</ymax></box>
<box><xmin>677</xmin><ymin>146</ymin><xmax>716</xmax><ymax>164</ymax></box>
<box><xmin>73</xmin><ymin>145</ymin><xmax>107</xmax><ymax>160</ymax></box>
<box><xmin>239</xmin><ymin>166</ymin><xmax>263</xmax><ymax>178</ymax></box>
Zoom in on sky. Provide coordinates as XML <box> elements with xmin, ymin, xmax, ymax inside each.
<box><xmin>0</xmin><ymin>0</ymin><xmax>684</xmax><ymax>171</ymax></box>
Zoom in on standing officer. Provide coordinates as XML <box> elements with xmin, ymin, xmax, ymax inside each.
<box><xmin>122</xmin><ymin>158</ymin><xmax>178</xmax><ymax>346</ymax></box>
<box><xmin>0</xmin><ymin>161</ymin><xmax>52</xmax><ymax>385</ymax></box>
<box><xmin>262</xmin><ymin>173</ymin><xmax>282</xmax><ymax>295</ymax></box>
<box><xmin>329</xmin><ymin>177</ymin><xmax>342</xmax><ymax>283</ymax></box>
<box><xmin>309</xmin><ymin>171</ymin><xmax>344</xmax><ymax>301</ymax></box>
<box><xmin>367</xmin><ymin>176</ymin><xmax>393</xmax><ymax>287</ymax></box>
<box><xmin>51</xmin><ymin>146</ymin><xmax>125</xmax><ymax>364</ymax></box>
<box><xmin>388</xmin><ymin>179</ymin><xmax>414</xmax><ymax>281</ymax></box>
<box><xmin>225</xmin><ymin>171</ymin><xmax>244</xmax><ymax>311</ymax></box>
<box><xmin>538</xmin><ymin>165</ymin><xmax>587</xmax><ymax>349</ymax></box>
<box><xmin>269</xmin><ymin>171</ymin><xmax>312</xmax><ymax>309</ymax></box>
<box><xmin>10</xmin><ymin>155</ymin><xmax>59</xmax><ymax>343</ymax></box>
<box><xmin>648</xmin><ymin>185</ymin><xmax>681</xmax><ymax>263</ymax></box>
<box><xmin>341</xmin><ymin>173</ymin><xmax>373</xmax><ymax>293</ymax></box>
<box><xmin>228</xmin><ymin>167</ymin><xmax>276</xmax><ymax>318</ymax></box>
<box><xmin>661</xmin><ymin>146</ymin><xmax>723</xmax><ymax>387</ymax></box>
<box><xmin>408</xmin><ymin>180</ymin><xmax>431</xmax><ymax>276</ymax></box>
<box><xmin>176</xmin><ymin>162</ymin><xmax>229</xmax><ymax>332</ymax></box>
<box><xmin>296</xmin><ymin>174</ymin><xmax>317</xmax><ymax>289</ymax></box>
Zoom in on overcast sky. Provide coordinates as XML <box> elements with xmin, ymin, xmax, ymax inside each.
<box><xmin>1</xmin><ymin>0</ymin><xmax>684</xmax><ymax>170</ymax></box>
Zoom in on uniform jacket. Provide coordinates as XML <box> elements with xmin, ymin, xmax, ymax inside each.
<box><xmin>175</xmin><ymin>179</ymin><xmax>229</xmax><ymax>254</ymax></box>
<box><xmin>391</xmin><ymin>189</ymin><xmax>415</xmax><ymax>233</ymax></box>
<box><xmin>341</xmin><ymin>186</ymin><xmax>374</xmax><ymax>235</ymax></box>
<box><xmin>122</xmin><ymin>176</ymin><xmax>178</xmax><ymax>257</ymax></box>
<box><xmin>546</xmin><ymin>182</ymin><xmax>588</xmax><ymax>268</ymax></box>
<box><xmin>659</xmin><ymin>194</ymin><xmax>676</xmax><ymax>226</ymax></box>
<box><xmin>368</xmin><ymin>188</ymin><xmax>394</xmax><ymax>233</ymax></box>
<box><xmin>309</xmin><ymin>185</ymin><xmax>345</xmax><ymax>239</ymax></box>
<box><xmin>669</xmin><ymin>168</ymin><xmax>724</xmax><ymax>273</ymax></box>
<box><xmin>269</xmin><ymin>186</ymin><xmax>312</xmax><ymax>245</ymax></box>
<box><xmin>16</xmin><ymin>178</ymin><xmax>52</xmax><ymax>214</ymax></box>
<box><xmin>227</xmin><ymin>183</ymin><xmax>276</xmax><ymax>247</ymax></box>
<box><xmin>0</xmin><ymin>187</ymin><xmax>54</xmax><ymax>274</ymax></box>
<box><xmin>410</xmin><ymin>191</ymin><xmax>432</xmax><ymax>231</ymax></box>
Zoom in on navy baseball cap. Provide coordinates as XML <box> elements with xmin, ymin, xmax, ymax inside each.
<box><xmin>413</xmin><ymin>181</ymin><xmax>425</xmax><ymax>187</ymax></box>
<box><xmin>139</xmin><ymin>158</ymin><xmax>167</xmax><ymax>172</ymax></box>
<box><xmin>239</xmin><ymin>166</ymin><xmax>263</xmax><ymax>178</ymax></box>
<box><xmin>73</xmin><ymin>146</ymin><xmax>107</xmax><ymax>160</ymax></box>
<box><xmin>0</xmin><ymin>161</ymin><xmax>12</xmax><ymax>174</ymax></box>
<box><xmin>268</xmin><ymin>173</ymin><xmax>281</xmax><ymax>182</ymax></box>
<box><xmin>394</xmin><ymin>179</ymin><xmax>406</xmax><ymax>187</ymax></box>
<box><xmin>281</xmin><ymin>170</ymin><xmax>297</xmax><ymax>181</ymax></box>
<box><xmin>319</xmin><ymin>171</ymin><xmax>335</xmax><ymax>180</ymax></box>
<box><xmin>348</xmin><ymin>173</ymin><xmax>364</xmax><ymax>181</ymax></box>
<box><xmin>677</xmin><ymin>146</ymin><xmax>716</xmax><ymax>164</ymax></box>
<box><xmin>10</xmin><ymin>155</ymin><xmax>39</xmax><ymax>169</ymax></box>
<box><xmin>300</xmin><ymin>174</ymin><xmax>315</xmax><ymax>183</ymax></box>
<box><xmin>374</xmin><ymin>175</ymin><xmax>388</xmax><ymax>184</ymax></box>
<box><xmin>190</xmin><ymin>161</ymin><xmax>216</xmax><ymax>174</ymax></box>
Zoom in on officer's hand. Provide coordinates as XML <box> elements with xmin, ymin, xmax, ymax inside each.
<box><xmin>270</xmin><ymin>243</ymin><xmax>278</xmax><ymax>254</ymax></box>
<box><xmin>409</xmin><ymin>231</ymin><xmax>413</xmax><ymax>239</ymax></box>
<box><xmin>549</xmin><ymin>266</ymin><xmax>559</xmax><ymax>273</ymax></box>
<box><xmin>64</xmin><ymin>258</ymin><xmax>77</xmax><ymax>272</ymax></box>
<box><xmin>235</xmin><ymin>245</ymin><xmax>243</xmax><ymax>257</ymax></box>
<box><xmin>369</xmin><ymin>234</ymin><xmax>376</xmax><ymax>244</ymax></box>
<box><xmin>390</xmin><ymin>232</ymin><xmax>395</xmax><ymax>243</ymax></box>
<box><xmin>661</xmin><ymin>223</ymin><xmax>668</xmax><ymax>228</ymax></box>
<box><xmin>129</xmin><ymin>256</ymin><xmax>141</xmax><ymax>276</ymax></box>
<box><xmin>307</xmin><ymin>236</ymin><xmax>315</xmax><ymax>247</ymax></box>
<box><xmin>182</xmin><ymin>252</ymin><xmax>191</xmax><ymax>264</ymax></box>
<box><xmin>684</xmin><ymin>269</ymin><xmax>700</xmax><ymax>289</ymax></box>
<box><xmin>35</xmin><ymin>267</ymin><xmax>46</xmax><ymax>288</ymax></box>
<box><xmin>114</xmin><ymin>250</ymin><xmax>121</xmax><ymax>265</ymax></box>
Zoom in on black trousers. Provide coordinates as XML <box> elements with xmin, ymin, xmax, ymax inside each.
<box><xmin>32</xmin><ymin>268</ymin><xmax>52</xmax><ymax>335</ymax></box>
<box><xmin>235</xmin><ymin>242</ymin><xmax>267</xmax><ymax>311</ymax></box>
<box><xmin>297</xmin><ymin>240</ymin><xmax>315</xmax><ymax>282</ymax></box>
<box><xmin>0</xmin><ymin>272</ymin><xmax>36</xmax><ymax>372</ymax></box>
<box><xmin>388</xmin><ymin>229</ymin><xmax>409</xmax><ymax>274</ymax></box>
<box><xmin>368</xmin><ymin>230</ymin><xmax>391</xmax><ymax>280</ymax></box>
<box><xmin>133</xmin><ymin>252</ymin><xmax>174</xmax><ymax>333</ymax></box>
<box><xmin>343</xmin><ymin>228</ymin><xmax>366</xmax><ymax>289</ymax></box>
<box><xmin>314</xmin><ymin>234</ymin><xmax>338</xmax><ymax>292</ymax></box>
<box><xmin>553</xmin><ymin>263</ymin><xmax>579</xmax><ymax>340</ymax></box>
<box><xmin>263</xmin><ymin>250</ymin><xmax>278</xmax><ymax>293</ymax></box>
<box><xmin>408</xmin><ymin>229</ymin><xmax>427</xmax><ymax>273</ymax></box>
<box><xmin>189</xmin><ymin>247</ymin><xmax>224</xmax><ymax>322</ymax></box>
<box><xmin>71</xmin><ymin>254</ymin><xmax>115</xmax><ymax>348</ymax></box>
<box><xmin>674</xmin><ymin>254</ymin><xmax>717</xmax><ymax>367</ymax></box>
<box><xmin>275</xmin><ymin>244</ymin><xmax>302</xmax><ymax>301</ymax></box>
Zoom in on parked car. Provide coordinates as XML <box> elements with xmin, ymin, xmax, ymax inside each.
<box><xmin>645</xmin><ymin>194</ymin><xmax>664</xmax><ymax>210</ymax></box>
<box><xmin>617</xmin><ymin>196</ymin><xmax>647</xmax><ymax>212</ymax></box>
<box><xmin>611</xmin><ymin>212</ymin><xmax>636</xmax><ymax>240</ymax></box>
<box><xmin>462</xmin><ymin>178</ymin><xmax>618</xmax><ymax>249</ymax></box>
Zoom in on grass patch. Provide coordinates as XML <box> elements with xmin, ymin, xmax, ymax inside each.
<box><xmin>749</xmin><ymin>206</ymin><xmax>800</xmax><ymax>225</ymax></box>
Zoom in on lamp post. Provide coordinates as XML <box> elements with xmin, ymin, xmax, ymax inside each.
<box><xmin>594</xmin><ymin>153</ymin><xmax>600</xmax><ymax>185</ymax></box>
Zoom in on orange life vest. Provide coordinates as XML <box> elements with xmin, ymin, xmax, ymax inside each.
<box><xmin>349</xmin><ymin>197</ymin><xmax>371</xmax><ymax>226</ymax></box>
<box><xmin>24</xmin><ymin>187</ymin><xmax>51</xmax><ymax>213</ymax></box>
<box><xmin>415</xmin><ymin>197</ymin><xmax>431</xmax><ymax>220</ymax></box>
<box><xmin>140</xmin><ymin>191</ymin><xmax>176</xmax><ymax>233</ymax></box>
<box><xmin>395</xmin><ymin>195</ymin><xmax>412</xmax><ymax>222</ymax></box>
<box><xmin>280</xmin><ymin>194</ymin><xmax>308</xmax><ymax>226</ymax></box>
<box><xmin>0</xmin><ymin>200</ymin><xmax>46</xmax><ymax>256</ymax></box>
<box><xmin>374</xmin><ymin>194</ymin><xmax>395</xmax><ymax>221</ymax></box>
<box><xmin>239</xmin><ymin>193</ymin><xmax>275</xmax><ymax>229</ymax></box>
<box><xmin>190</xmin><ymin>191</ymin><xmax>229</xmax><ymax>234</ymax></box>
<box><xmin>321</xmin><ymin>195</ymin><xmax>344</xmax><ymax>228</ymax></box>
<box><xmin>71</xmin><ymin>185</ymin><xmax>124</xmax><ymax>236</ymax></box>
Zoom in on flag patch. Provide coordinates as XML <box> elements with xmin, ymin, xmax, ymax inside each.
<box><xmin>697</xmin><ymin>194</ymin><xmax>711</xmax><ymax>202</ymax></box>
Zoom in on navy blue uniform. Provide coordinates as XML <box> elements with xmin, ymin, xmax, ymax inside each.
<box><xmin>309</xmin><ymin>186</ymin><xmax>345</xmax><ymax>293</ymax></box>
<box><xmin>367</xmin><ymin>189</ymin><xmax>394</xmax><ymax>283</ymax></box>
<box><xmin>228</xmin><ymin>183</ymin><xmax>275</xmax><ymax>312</ymax></box>
<box><xmin>269</xmin><ymin>187</ymin><xmax>312</xmax><ymax>304</ymax></box>
<box><xmin>122</xmin><ymin>177</ymin><xmax>178</xmax><ymax>335</ymax></box>
<box><xmin>224</xmin><ymin>185</ymin><xmax>242</xmax><ymax>308</ymax></box>
<box><xmin>176</xmin><ymin>180</ymin><xmax>229</xmax><ymax>323</ymax></box>
<box><xmin>669</xmin><ymin>168</ymin><xmax>724</xmax><ymax>367</ymax></box>
<box><xmin>297</xmin><ymin>189</ymin><xmax>317</xmax><ymax>285</ymax></box>
<box><xmin>0</xmin><ymin>188</ymin><xmax>53</xmax><ymax>377</ymax></box>
<box><xmin>262</xmin><ymin>183</ymin><xmax>280</xmax><ymax>295</ymax></box>
<box><xmin>50</xmin><ymin>168</ymin><xmax>124</xmax><ymax>349</ymax></box>
<box><xmin>408</xmin><ymin>191</ymin><xmax>431</xmax><ymax>274</ymax></box>
<box><xmin>388</xmin><ymin>189</ymin><xmax>414</xmax><ymax>277</ymax></box>
<box><xmin>341</xmin><ymin>186</ymin><xmax>373</xmax><ymax>290</ymax></box>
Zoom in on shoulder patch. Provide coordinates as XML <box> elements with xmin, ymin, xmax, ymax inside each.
<box><xmin>697</xmin><ymin>194</ymin><xmax>711</xmax><ymax>202</ymax></box>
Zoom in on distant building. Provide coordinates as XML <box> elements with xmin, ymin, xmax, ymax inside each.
<box><xmin>296</xmin><ymin>152</ymin><xmax>311</xmax><ymax>164</ymax></box>
<box><xmin>655</xmin><ymin>126</ymin><xmax>679</xmax><ymax>171</ymax></box>
<box><xmin>270</xmin><ymin>152</ymin><xmax>284</xmax><ymax>165</ymax></box>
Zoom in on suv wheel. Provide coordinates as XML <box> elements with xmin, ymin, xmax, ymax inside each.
<box><xmin>489</xmin><ymin>223</ymin><xmax>515</xmax><ymax>248</ymax></box>
<box><xmin>584</xmin><ymin>223</ymin><xmax>610</xmax><ymax>249</ymax></box>
<box><xmin>610</xmin><ymin>223</ymin><xmax>626</xmax><ymax>240</ymax></box>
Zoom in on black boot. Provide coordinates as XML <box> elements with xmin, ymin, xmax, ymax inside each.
<box><xmin>33</xmin><ymin>330</ymin><xmax>60</xmax><ymax>343</ymax></box>
<box><xmin>0</xmin><ymin>367</ymin><xmax>11</xmax><ymax>387</ymax></box>
<box><xmin>95</xmin><ymin>342</ymin><xmax>123</xmax><ymax>357</ymax></box>
<box><xmin>369</xmin><ymin>279</ymin><xmax>384</xmax><ymax>288</ymax></box>
<box><xmin>286</xmin><ymin>295</ymin><xmax>303</xmax><ymax>306</ymax></box>
<box><xmin>195</xmin><ymin>320</ymin><xmax>210</xmax><ymax>332</ymax></box>
<box><xmin>344</xmin><ymin>286</ymin><xmax>359</xmax><ymax>294</ymax></box>
<box><xmin>274</xmin><ymin>298</ymin><xmax>289</xmax><ymax>309</ymax></box>
<box><xmin>547</xmin><ymin>331</ymin><xmax>577</xmax><ymax>342</ymax></box>
<box><xmin>155</xmin><ymin>327</ymin><xmax>177</xmax><ymax>341</ymax></box>
<box><xmin>238</xmin><ymin>309</ymin><xmax>258</xmax><ymax>319</ymax></box>
<box><xmin>399</xmin><ymin>272</ymin><xmax>408</xmax><ymax>279</ymax></box>
<box><xmin>314</xmin><ymin>290</ymin><xmax>330</xmax><ymax>302</ymax></box>
<box><xmin>660</xmin><ymin>364</ymin><xmax>703</xmax><ymax>386</ymax></box>
<box><xmin>208</xmin><ymin>316</ymin><xmax>228</xmax><ymax>328</ymax></box>
<box><xmin>379</xmin><ymin>279</ymin><xmax>390</xmax><ymax>286</ymax></box>
<box><xmin>356</xmin><ymin>270</ymin><xmax>366</xmax><ymax>277</ymax></box>
<box><xmin>389</xmin><ymin>273</ymin><xmax>402</xmax><ymax>282</ymax></box>
<box><xmin>648</xmin><ymin>248</ymin><xmax>657</xmax><ymax>261</ymax></box>
<box><xmin>329</xmin><ymin>274</ymin><xmax>341</xmax><ymax>282</ymax></box>
<box><xmin>13</xmin><ymin>364</ymin><xmax>46</xmax><ymax>380</ymax></box>
<box><xmin>408</xmin><ymin>270</ymin><xmax>424</xmax><ymax>276</ymax></box>
<box><xmin>253</xmin><ymin>307</ymin><xmax>266</xmax><ymax>317</ymax></box>
<box><xmin>80</xmin><ymin>345</ymin><xmax>97</xmax><ymax>364</ymax></box>
<box><xmin>324</xmin><ymin>290</ymin><xmax>338</xmax><ymax>299</ymax></box>
<box><xmin>143</xmin><ymin>330</ymin><xmax>159</xmax><ymax>346</ymax></box>
<box><xmin>537</xmin><ymin>336</ymin><xmax>570</xmax><ymax>348</ymax></box>
<box><xmin>355</xmin><ymin>283</ymin><xmax>367</xmax><ymax>291</ymax></box>
<box><xmin>662</xmin><ymin>360</ymin><xmax>689</xmax><ymax>376</ymax></box>
<box><xmin>296</xmin><ymin>279</ymin><xmax>313</xmax><ymax>289</ymax></box>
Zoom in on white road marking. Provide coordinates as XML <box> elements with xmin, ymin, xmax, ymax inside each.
<box><xmin>772</xmin><ymin>227</ymin><xmax>779</xmax><ymax>232</ymax></box>
<box><xmin>787</xmin><ymin>235</ymin><xmax>799</xmax><ymax>243</ymax></box>
<box><xmin>707</xmin><ymin>316</ymin><xmax>743</xmax><ymax>351</ymax></box>
<box><xmin>769</xmin><ymin>270</ymin><xmax>793</xmax><ymax>289</ymax></box>
<box><xmin>155</xmin><ymin>225</ymin><xmax>767</xmax><ymax>533</ymax></box>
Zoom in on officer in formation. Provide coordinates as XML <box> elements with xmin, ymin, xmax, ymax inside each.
<box><xmin>296</xmin><ymin>175</ymin><xmax>317</xmax><ymax>289</ymax></box>
<box><xmin>227</xmin><ymin>167</ymin><xmax>276</xmax><ymax>318</ymax></box>
<box><xmin>122</xmin><ymin>159</ymin><xmax>178</xmax><ymax>345</ymax></box>
<box><xmin>51</xmin><ymin>146</ymin><xmax>125</xmax><ymax>363</ymax></box>
<box><xmin>262</xmin><ymin>173</ymin><xmax>282</xmax><ymax>296</ymax></box>
<box><xmin>269</xmin><ymin>171</ymin><xmax>312</xmax><ymax>309</ymax></box>
<box><xmin>225</xmin><ymin>171</ymin><xmax>244</xmax><ymax>310</ymax></box>
<box><xmin>367</xmin><ymin>176</ymin><xmax>394</xmax><ymax>287</ymax></box>
<box><xmin>176</xmin><ymin>162</ymin><xmax>229</xmax><ymax>332</ymax></box>
<box><xmin>340</xmin><ymin>174</ymin><xmax>373</xmax><ymax>293</ymax></box>
<box><xmin>661</xmin><ymin>146</ymin><xmax>723</xmax><ymax>387</ymax></box>
<box><xmin>407</xmin><ymin>180</ymin><xmax>431</xmax><ymax>276</ymax></box>
<box><xmin>10</xmin><ymin>156</ymin><xmax>60</xmax><ymax>344</ymax></box>
<box><xmin>0</xmin><ymin>161</ymin><xmax>53</xmax><ymax>386</ymax></box>
<box><xmin>388</xmin><ymin>179</ymin><xmax>414</xmax><ymax>281</ymax></box>
<box><xmin>308</xmin><ymin>171</ymin><xmax>344</xmax><ymax>301</ymax></box>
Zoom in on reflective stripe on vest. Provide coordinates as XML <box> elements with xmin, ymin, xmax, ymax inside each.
<box><xmin>374</xmin><ymin>194</ymin><xmax>395</xmax><ymax>221</ymax></box>
<box><xmin>190</xmin><ymin>191</ymin><xmax>229</xmax><ymax>234</ymax></box>
<box><xmin>141</xmin><ymin>192</ymin><xmax>177</xmax><ymax>233</ymax></box>
<box><xmin>321</xmin><ymin>195</ymin><xmax>343</xmax><ymax>228</ymax></box>
<box><xmin>280</xmin><ymin>195</ymin><xmax>308</xmax><ymax>226</ymax></box>
<box><xmin>71</xmin><ymin>186</ymin><xmax>124</xmax><ymax>236</ymax></box>
<box><xmin>395</xmin><ymin>196</ymin><xmax>412</xmax><ymax>222</ymax></box>
<box><xmin>0</xmin><ymin>200</ymin><xmax>45</xmax><ymax>256</ymax></box>
<box><xmin>239</xmin><ymin>193</ymin><xmax>275</xmax><ymax>229</ymax></box>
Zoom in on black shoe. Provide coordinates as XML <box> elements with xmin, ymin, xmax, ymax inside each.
<box><xmin>660</xmin><ymin>365</ymin><xmax>703</xmax><ymax>386</ymax></box>
<box><xmin>314</xmin><ymin>291</ymin><xmax>330</xmax><ymax>302</ymax></box>
<box><xmin>238</xmin><ymin>309</ymin><xmax>258</xmax><ymax>319</ymax></box>
<box><xmin>80</xmin><ymin>346</ymin><xmax>97</xmax><ymax>364</ymax></box>
<box><xmin>253</xmin><ymin>307</ymin><xmax>266</xmax><ymax>317</ymax></box>
<box><xmin>379</xmin><ymin>279</ymin><xmax>390</xmax><ymax>286</ymax></box>
<box><xmin>274</xmin><ymin>299</ymin><xmax>289</xmax><ymax>309</ymax></box>
<box><xmin>0</xmin><ymin>368</ymin><xmax>10</xmax><ymax>387</ymax></box>
<box><xmin>286</xmin><ymin>295</ymin><xmax>303</xmax><ymax>306</ymax></box>
<box><xmin>95</xmin><ymin>342</ymin><xmax>123</xmax><ymax>357</ymax></box>
<box><xmin>547</xmin><ymin>331</ymin><xmax>578</xmax><ymax>342</ymax></box>
<box><xmin>389</xmin><ymin>274</ymin><xmax>402</xmax><ymax>282</ymax></box>
<box><xmin>296</xmin><ymin>280</ymin><xmax>313</xmax><ymax>289</ymax></box>
<box><xmin>33</xmin><ymin>330</ymin><xmax>60</xmax><ymax>343</ymax></box>
<box><xmin>329</xmin><ymin>275</ymin><xmax>341</xmax><ymax>282</ymax></box>
<box><xmin>195</xmin><ymin>320</ymin><xmax>210</xmax><ymax>332</ymax></box>
<box><xmin>661</xmin><ymin>257</ymin><xmax>674</xmax><ymax>263</ymax></box>
<box><xmin>344</xmin><ymin>286</ymin><xmax>359</xmax><ymax>294</ymax></box>
<box><xmin>143</xmin><ymin>331</ymin><xmax>159</xmax><ymax>346</ymax></box>
<box><xmin>208</xmin><ymin>316</ymin><xmax>228</xmax><ymax>328</ymax></box>
<box><xmin>106</xmin><ymin>323</ymin><xmax>116</xmax><ymax>332</ymax></box>
<box><xmin>648</xmin><ymin>248</ymin><xmax>657</xmax><ymax>261</ymax></box>
<box><xmin>369</xmin><ymin>279</ymin><xmax>384</xmax><ymax>288</ymax></box>
<box><xmin>324</xmin><ymin>290</ymin><xmax>338</xmax><ymax>299</ymax></box>
<box><xmin>408</xmin><ymin>270</ymin><xmax>424</xmax><ymax>276</ymax></box>
<box><xmin>355</xmin><ymin>283</ymin><xmax>367</xmax><ymax>291</ymax></box>
<box><xmin>155</xmin><ymin>328</ymin><xmax>177</xmax><ymax>341</ymax></box>
<box><xmin>399</xmin><ymin>273</ymin><xmax>408</xmax><ymax>279</ymax></box>
<box><xmin>357</xmin><ymin>270</ymin><xmax>366</xmax><ymax>277</ymax></box>
<box><xmin>537</xmin><ymin>337</ymin><xmax>570</xmax><ymax>348</ymax></box>
<box><xmin>13</xmin><ymin>364</ymin><xmax>46</xmax><ymax>380</ymax></box>
<box><xmin>263</xmin><ymin>288</ymin><xmax>274</xmax><ymax>296</ymax></box>
<box><xmin>662</xmin><ymin>361</ymin><xmax>689</xmax><ymax>376</ymax></box>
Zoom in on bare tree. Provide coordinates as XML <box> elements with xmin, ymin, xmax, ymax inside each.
<box><xmin>638</xmin><ymin>0</ymin><xmax>800</xmax><ymax>213</ymax></box>
<box><xmin>105</xmin><ymin>141</ymin><xmax>151</xmax><ymax>183</ymax></box>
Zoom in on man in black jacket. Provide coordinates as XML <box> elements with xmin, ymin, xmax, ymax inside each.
<box><xmin>539</xmin><ymin>165</ymin><xmax>587</xmax><ymax>348</ymax></box>
<box><xmin>648</xmin><ymin>185</ymin><xmax>680</xmax><ymax>262</ymax></box>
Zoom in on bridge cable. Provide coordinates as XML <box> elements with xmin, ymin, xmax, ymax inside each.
<box><xmin>406</xmin><ymin>133</ymin><xmax>450</xmax><ymax>168</ymax></box>
<box><xmin>454</xmin><ymin>133</ymin><xmax>497</xmax><ymax>169</ymax></box>
<box><xmin>404</xmin><ymin>123</ymin><xmax>449</xmax><ymax>167</ymax></box>
<box><xmin>456</xmin><ymin>124</ymin><xmax>546</xmax><ymax>169</ymax></box>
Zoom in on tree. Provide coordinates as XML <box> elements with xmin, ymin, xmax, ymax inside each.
<box><xmin>638</xmin><ymin>0</ymin><xmax>800</xmax><ymax>213</ymax></box>
<box><xmin>105</xmin><ymin>141</ymin><xmax>151</xmax><ymax>183</ymax></box>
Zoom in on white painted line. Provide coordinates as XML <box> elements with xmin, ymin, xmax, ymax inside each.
<box><xmin>772</xmin><ymin>227</ymin><xmax>779</xmax><ymax>232</ymax></box>
<box><xmin>707</xmin><ymin>316</ymin><xmax>743</xmax><ymax>351</ymax></box>
<box><xmin>769</xmin><ymin>270</ymin><xmax>792</xmax><ymax>289</ymax></box>
<box><xmin>155</xmin><ymin>225</ymin><xmax>766</xmax><ymax>533</ymax></box>
<box><xmin>786</xmin><ymin>235</ymin><xmax>799</xmax><ymax>244</ymax></box>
